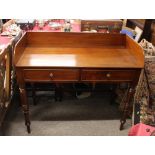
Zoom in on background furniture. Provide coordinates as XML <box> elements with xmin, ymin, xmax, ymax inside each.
<box><xmin>0</xmin><ymin>20</ymin><xmax>22</xmax><ymax>134</ymax></box>
<box><xmin>126</xmin><ymin>19</ymin><xmax>155</xmax><ymax>44</ymax></box>
<box><xmin>0</xmin><ymin>45</ymin><xmax>12</xmax><ymax>134</ymax></box>
<box><xmin>81</xmin><ymin>20</ymin><xmax>123</xmax><ymax>33</ymax></box>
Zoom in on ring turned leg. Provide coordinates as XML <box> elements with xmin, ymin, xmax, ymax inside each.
<box><xmin>120</xmin><ymin>87</ymin><xmax>134</xmax><ymax>130</ymax></box>
<box><xmin>19</xmin><ymin>87</ymin><xmax>31</xmax><ymax>133</ymax></box>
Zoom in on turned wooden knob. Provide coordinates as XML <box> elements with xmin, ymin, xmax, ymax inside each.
<box><xmin>49</xmin><ymin>73</ymin><xmax>54</xmax><ymax>78</ymax></box>
<box><xmin>106</xmin><ymin>73</ymin><xmax>111</xmax><ymax>78</ymax></box>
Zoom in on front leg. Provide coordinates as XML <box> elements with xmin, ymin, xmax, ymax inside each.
<box><xmin>19</xmin><ymin>87</ymin><xmax>31</xmax><ymax>133</ymax></box>
<box><xmin>120</xmin><ymin>87</ymin><xmax>134</xmax><ymax>130</ymax></box>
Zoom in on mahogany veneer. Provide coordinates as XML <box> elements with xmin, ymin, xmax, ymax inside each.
<box><xmin>14</xmin><ymin>32</ymin><xmax>144</xmax><ymax>133</ymax></box>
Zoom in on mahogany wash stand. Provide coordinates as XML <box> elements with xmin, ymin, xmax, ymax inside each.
<box><xmin>14</xmin><ymin>32</ymin><xmax>144</xmax><ymax>133</ymax></box>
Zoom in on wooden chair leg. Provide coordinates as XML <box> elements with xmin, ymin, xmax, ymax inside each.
<box><xmin>31</xmin><ymin>83</ymin><xmax>37</xmax><ymax>105</ymax></box>
<box><xmin>110</xmin><ymin>84</ymin><xmax>117</xmax><ymax>105</ymax></box>
<box><xmin>55</xmin><ymin>84</ymin><xmax>63</xmax><ymax>102</ymax></box>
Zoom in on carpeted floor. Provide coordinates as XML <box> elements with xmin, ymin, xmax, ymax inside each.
<box><xmin>3</xmin><ymin>89</ymin><xmax>131</xmax><ymax>136</ymax></box>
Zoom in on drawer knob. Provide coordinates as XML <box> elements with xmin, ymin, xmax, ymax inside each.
<box><xmin>49</xmin><ymin>73</ymin><xmax>54</xmax><ymax>78</ymax></box>
<box><xmin>106</xmin><ymin>73</ymin><xmax>111</xmax><ymax>78</ymax></box>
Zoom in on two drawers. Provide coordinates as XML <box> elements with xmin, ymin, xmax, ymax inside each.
<box><xmin>23</xmin><ymin>69</ymin><xmax>136</xmax><ymax>82</ymax></box>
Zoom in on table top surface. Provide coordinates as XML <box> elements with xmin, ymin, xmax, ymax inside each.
<box><xmin>16</xmin><ymin>46</ymin><xmax>143</xmax><ymax>68</ymax></box>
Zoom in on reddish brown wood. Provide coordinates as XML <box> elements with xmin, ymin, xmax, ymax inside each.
<box><xmin>23</xmin><ymin>69</ymin><xmax>80</xmax><ymax>82</ymax></box>
<box><xmin>14</xmin><ymin>32</ymin><xmax>144</xmax><ymax>133</ymax></box>
<box><xmin>14</xmin><ymin>32</ymin><xmax>27</xmax><ymax>65</ymax></box>
<box><xmin>126</xmin><ymin>35</ymin><xmax>144</xmax><ymax>67</ymax></box>
<box><xmin>16</xmin><ymin>68</ymin><xmax>31</xmax><ymax>133</ymax></box>
<box><xmin>81</xmin><ymin>69</ymin><xmax>136</xmax><ymax>82</ymax></box>
<box><xmin>26</xmin><ymin>32</ymin><xmax>125</xmax><ymax>47</ymax></box>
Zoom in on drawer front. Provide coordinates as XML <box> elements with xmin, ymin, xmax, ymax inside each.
<box><xmin>81</xmin><ymin>69</ymin><xmax>136</xmax><ymax>81</ymax></box>
<box><xmin>24</xmin><ymin>69</ymin><xmax>79</xmax><ymax>82</ymax></box>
